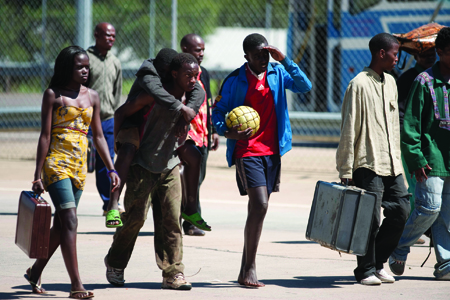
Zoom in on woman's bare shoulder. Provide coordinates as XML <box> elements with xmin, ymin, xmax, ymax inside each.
<box><xmin>87</xmin><ymin>87</ymin><xmax>99</xmax><ymax>103</ymax></box>
<box><xmin>42</xmin><ymin>88</ymin><xmax>60</xmax><ymax>105</ymax></box>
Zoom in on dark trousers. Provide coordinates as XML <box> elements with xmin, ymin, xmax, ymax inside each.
<box><xmin>182</xmin><ymin>146</ymin><xmax>208</xmax><ymax>232</ymax></box>
<box><xmin>352</xmin><ymin>168</ymin><xmax>410</xmax><ymax>281</ymax></box>
<box><xmin>89</xmin><ymin>118</ymin><xmax>115</xmax><ymax>211</ymax></box>
<box><xmin>196</xmin><ymin>145</ymin><xmax>208</xmax><ymax>214</ymax></box>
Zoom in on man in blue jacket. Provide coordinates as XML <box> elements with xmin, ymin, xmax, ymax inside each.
<box><xmin>212</xmin><ymin>33</ymin><xmax>311</xmax><ymax>287</ymax></box>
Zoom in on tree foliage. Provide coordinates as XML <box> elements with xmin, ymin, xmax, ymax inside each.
<box><xmin>0</xmin><ymin>0</ymin><xmax>290</xmax><ymax>63</ymax></box>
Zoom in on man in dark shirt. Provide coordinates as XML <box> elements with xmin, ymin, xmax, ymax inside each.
<box><xmin>397</xmin><ymin>48</ymin><xmax>436</xmax><ymax>129</ymax></box>
<box><xmin>396</xmin><ymin>48</ymin><xmax>436</xmax><ymax>245</ymax></box>
<box><xmin>104</xmin><ymin>49</ymin><xmax>204</xmax><ymax>227</ymax></box>
<box><xmin>180</xmin><ymin>33</ymin><xmax>219</xmax><ymax>236</ymax></box>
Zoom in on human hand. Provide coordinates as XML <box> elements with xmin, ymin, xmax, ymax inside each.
<box><xmin>109</xmin><ymin>172</ymin><xmax>121</xmax><ymax>192</ymax></box>
<box><xmin>413</xmin><ymin>164</ymin><xmax>432</xmax><ymax>183</ymax></box>
<box><xmin>174</xmin><ymin>118</ymin><xmax>189</xmax><ymax>138</ymax></box>
<box><xmin>181</xmin><ymin>105</ymin><xmax>196</xmax><ymax>123</ymax></box>
<box><xmin>263</xmin><ymin>45</ymin><xmax>286</xmax><ymax>62</ymax></box>
<box><xmin>340</xmin><ymin>178</ymin><xmax>354</xmax><ymax>186</ymax></box>
<box><xmin>32</xmin><ymin>180</ymin><xmax>45</xmax><ymax>196</ymax></box>
<box><xmin>210</xmin><ymin>133</ymin><xmax>220</xmax><ymax>151</ymax></box>
<box><xmin>224</xmin><ymin>124</ymin><xmax>253</xmax><ymax>140</ymax></box>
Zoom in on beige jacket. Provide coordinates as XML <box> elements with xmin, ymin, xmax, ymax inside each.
<box><xmin>336</xmin><ymin>67</ymin><xmax>403</xmax><ymax>178</ymax></box>
<box><xmin>87</xmin><ymin>46</ymin><xmax>122</xmax><ymax>121</ymax></box>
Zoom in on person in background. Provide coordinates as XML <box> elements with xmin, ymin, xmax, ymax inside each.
<box><xmin>86</xmin><ymin>22</ymin><xmax>123</xmax><ymax>216</ymax></box>
<box><xmin>179</xmin><ymin>33</ymin><xmax>219</xmax><ymax>236</ymax></box>
<box><xmin>26</xmin><ymin>46</ymin><xmax>120</xmax><ymax>299</ymax></box>
<box><xmin>396</xmin><ymin>47</ymin><xmax>436</xmax><ymax>245</ymax></box>
<box><xmin>389</xmin><ymin>27</ymin><xmax>450</xmax><ymax>281</ymax></box>
<box><xmin>336</xmin><ymin>33</ymin><xmax>410</xmax><ymax>285</ymax></box>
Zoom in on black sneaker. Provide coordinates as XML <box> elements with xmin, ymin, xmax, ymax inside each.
<box><xmin>389</xmin><ymin>256</ymin><xmax>405</xmax><ymax>276</ymax></box>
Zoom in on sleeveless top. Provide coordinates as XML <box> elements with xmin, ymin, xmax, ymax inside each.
<box><xmin>42</xmin><ymin>90</ymin><xmax>93</xmax><ymax>191</ymax></box>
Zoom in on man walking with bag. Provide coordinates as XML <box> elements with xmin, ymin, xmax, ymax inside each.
<box><xmin>336</xmin><ymin>33</ymin><xmax>410</xmax><ymax>285</ymax></box>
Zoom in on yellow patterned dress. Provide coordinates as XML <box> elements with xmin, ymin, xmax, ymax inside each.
<box><xmin>42</xmin><ymin>105</ymin><xmax>93</xmax><ymax>191</ymax></box>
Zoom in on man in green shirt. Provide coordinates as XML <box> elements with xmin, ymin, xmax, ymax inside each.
<box><xmin>389</xmin><ymin>27</ymin><xmax>450</xmax><ymax>281</ymax></box>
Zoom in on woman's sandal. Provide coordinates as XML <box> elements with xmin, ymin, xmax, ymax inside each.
<box><xmin>24</xmin><ymin>267</ymin><xmax>46</xmax><ymax>294</ymax></box>
<box><xmin>69</xmin><ymin>290</ymin><xmax>95</xmax><ymax>299</ymax></box>
<box><xmin>181</xmin><ymin>212</ymin><xmax>211</xmax><ymax>231</ymax></box>
<box><xmin>105</xmin><ymin>209</ymin><xmax>123</xmax><ymax>228</ymax></box>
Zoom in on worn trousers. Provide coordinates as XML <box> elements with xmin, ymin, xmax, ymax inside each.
<box><xmin>106</xmin><ymin>164</ymin><xmax>184</xmax><ymax>277</ymax></box>
<box><xmin>353</xmin><ymin>168</ymin><xmax>410</xmax><ymax>282</ymax></box>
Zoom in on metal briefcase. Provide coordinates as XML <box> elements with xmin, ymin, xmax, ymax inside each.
<box><xmin>15</xmin><ymin>191</ymin><xmax>52</xmax><ymax>259</ymax></box>
<box><xmin>306</xmin><ymin>181</ymin><xmax>377</xmax><ymax>256</ymax></box>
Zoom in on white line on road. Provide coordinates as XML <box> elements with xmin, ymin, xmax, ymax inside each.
<box><xmin>0</xmin><ymin>187</ymin><xmax>311</xmax><ymax>209</ymax></box>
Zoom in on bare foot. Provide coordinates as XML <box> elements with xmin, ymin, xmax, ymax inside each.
<box><xmin>237</xmin><ymin>271</ymin><xmax>244</xmax><ymax>285</ymax></box>
<box><xmin>238</xmin><ymin>268</ymin><xmax>265</xmax><ymax>288</ymax></box>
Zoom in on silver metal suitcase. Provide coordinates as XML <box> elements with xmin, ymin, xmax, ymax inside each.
<box><xmin>306</xmin><ymin>181</ymin><xmax>377</xmax><ymax>256</ymax></box>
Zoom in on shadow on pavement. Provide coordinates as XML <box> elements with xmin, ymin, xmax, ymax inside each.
<box><xmin>272</xmin><ymin>241</ymin><xmax>317</xmax><ymax>244</ymax></box>
<box><xmin>78</xmin><ymin>231</ymin><xmax>154</xmax><ymax>236</ymax></box>
<box><xmin>395</xmin><ymin>276</ymin><xmax>436</xmax><ymax>281</ymax></box>
<box><xmin>9</xmin><ymin>281</ymin><xmax>167</xmax><ymax>298</ymax></box>
<box><xmin>191</xmin><ymin>282</ymin><xmax>241</xmax><ymax>288</ymax></box>
<box><xmin>261</xmin><ymin>276</ymin><xmax>356</xmax><ymax>288</ymax></box>
<box><xmin>0</xmin><ymin>291</ymin><xmax>34</xmax><ymax>300</ymax></box>
<box><xmin>9</xmin><ymin>281</ymin><xmax>240</xmax><ymax>298</ymax></box>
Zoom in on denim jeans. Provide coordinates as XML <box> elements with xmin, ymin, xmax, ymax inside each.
<box><xmin>401</xmin><ymin>153</ymin><xmax>416</xmax><ymax>213</ymax></box>
<box><xmin>88</xmin><ymin>118</ymin><xmax>115</xmax><ymax>211</ymax></box>
<box><xmin>391</xmin><ymin>176</ymin><xmax>450</xmax><ymax>279</ymax></box>
<box><xmin>352</xmin><ymin>168</ymin><xmax>410</xmax><ymax>282</ymax></box>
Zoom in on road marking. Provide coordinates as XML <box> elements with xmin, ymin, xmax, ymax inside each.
<box><xmin>0</xmin><ymin>187</ymin><xmax>311</xmax><ymax>209</ymax></box>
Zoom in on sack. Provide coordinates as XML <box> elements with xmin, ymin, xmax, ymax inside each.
<box><xmin>393</xmin><ymin>23</ymin><xmax>444</xmax><ymax>55</ymax></box>
<box><xmin>87</xmin><ymin>135</ymin><xmax>96</xmax><ymax>173</ymax></box>
<box><xmin>15</xmin><ymin>191</ymin><xmax>52</xmax><ymax>259</ymax></box>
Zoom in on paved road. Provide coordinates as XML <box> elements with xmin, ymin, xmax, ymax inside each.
<box><xmin>0</xmin><ymin>148</ymin><xmax>448</xmax><ymax>300</ymax></box>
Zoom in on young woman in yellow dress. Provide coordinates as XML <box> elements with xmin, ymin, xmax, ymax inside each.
<box><xmin>26</xmin><ymin>46</ymin><xmax>120</xmax><ymax>299</ymax></box>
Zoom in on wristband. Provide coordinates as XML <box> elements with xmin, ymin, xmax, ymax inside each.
<box><xmin>32</xmin><ymin>179</ymin><xmax>42</xmax><ymax>184</ymax></box>
<box><xmin>107</xmin><ymin>170</ymin><xmax>119</xmax><ymax>176</ymax></box>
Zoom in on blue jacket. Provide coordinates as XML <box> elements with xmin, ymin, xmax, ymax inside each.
<box><xmin>212</xmin><ymin>57</ymin><xmax>312</xmax><ymax>167</ymax></box>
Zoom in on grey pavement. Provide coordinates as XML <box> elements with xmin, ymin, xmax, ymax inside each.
<box><xmin>0</xmin><ymin>147</ymin><xmax>449</xmax><ymax>300</ymax></box>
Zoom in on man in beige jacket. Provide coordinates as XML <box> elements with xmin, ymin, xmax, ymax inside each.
<box><xmin>336</xmin><ymin>32</ymin><xmax>410</xmax><ymax>286</ymax></box>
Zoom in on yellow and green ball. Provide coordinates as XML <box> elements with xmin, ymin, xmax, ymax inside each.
<box><xmin>226</xmin><ymin>106</ymin><xmax>260</xmax><ymax>137</ymax></box>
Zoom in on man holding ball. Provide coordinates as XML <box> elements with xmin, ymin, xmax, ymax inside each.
<box><xmin>212</xmin><ymin>33</ymin><xmax>312</xmax><ymax>287</ymax></box>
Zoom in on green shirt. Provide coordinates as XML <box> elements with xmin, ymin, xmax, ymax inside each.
<box><xmin>402</xmin><ymin>62</ymin><xmax>450</xmax><ymax>177</ymax></box>
<box><xmin>87</xmin><ymin>46</ymin><xmax>122</xmax><ymax>121</ymax></box>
